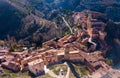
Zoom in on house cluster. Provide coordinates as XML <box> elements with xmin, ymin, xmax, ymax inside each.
<box><xmin>73</xmin><ymin>10</ymin><xmax>108</xmax><ymax>53</ymax></box>
<box><xmin>0</xmin><ymin>10</ymin><xmax>110</xmax><ymax>77</ymax></box>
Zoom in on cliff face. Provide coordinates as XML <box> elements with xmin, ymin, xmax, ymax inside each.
<box><xmin>105</xmin><ymin>22</ymin><xmax>120</xmax><ymax>59</ymax></box>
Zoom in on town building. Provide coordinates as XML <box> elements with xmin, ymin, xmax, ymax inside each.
<box><xmin>0</xmin><ymin>10</ymin><xmax>110</xmax><ymax>77</ymax></box>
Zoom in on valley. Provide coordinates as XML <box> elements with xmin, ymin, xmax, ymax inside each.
<box><xmin>0</xmin><ymin>0</ymin><xmax>120</xmax><ymax>78</ymax></box>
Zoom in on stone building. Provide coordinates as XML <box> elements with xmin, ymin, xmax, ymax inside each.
<box><xmin>28</xmin><ymin>59</ymin><xmax>45</xmax><ymax>76</ymax></box>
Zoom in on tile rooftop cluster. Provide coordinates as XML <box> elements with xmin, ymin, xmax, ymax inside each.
<box><xmin>0</xmin><ymin>10</ymin><xmax>110</xmax><ymax>77</ymax></box>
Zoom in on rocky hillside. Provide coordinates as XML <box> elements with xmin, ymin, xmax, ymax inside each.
<box><xmin>0</xmin><ymin>0</ymin><xmax>25</xmax><ymax>39</ymax></box>
<box><xmin>20</xmin><ymin>0</ymin><xmax>120</xmax><ymax>21</ymax></box>
<box><xmin>0</xmin><ymin>0</ymin><xmax>63</xmax><ymax>41</ymax></box>
<box><xmin>0</xmin><ymin>0</ymin><xmax>120</xmax><ymax>49</ymax></box>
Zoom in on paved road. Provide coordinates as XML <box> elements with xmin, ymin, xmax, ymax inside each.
<box><xmin>65</xmin><ymin>62</ymin><xmax>70</xmax><ymax>78</ymax></box>
<box><xmin>66</xmin><ymin>61</ymin><xmax>80</xmax><ymax>78</ymax></box>
<box><xmin>47</xmin><ymin>70</ymin><xmax>59</xmax><ymax>78</ymax></box>
<box><xmin>65</xmin><ymin>67</ymin><xmax>70</xmax><ymax>78</ymax></box>
<box><xmin>62</xmin><ymin>16</ymin><xmax>73</xmax><ymax>34</ymax></box>
<box><xmin>44</xmin><ymin>62</ymin><xmax>71</xmax><ymax>78</ymax></box>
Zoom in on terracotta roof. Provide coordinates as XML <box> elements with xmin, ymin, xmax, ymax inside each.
<box><xmin>28</xmin><ymin>59</ymin><xmax>43</xmax><ymax>66</ymax></box>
